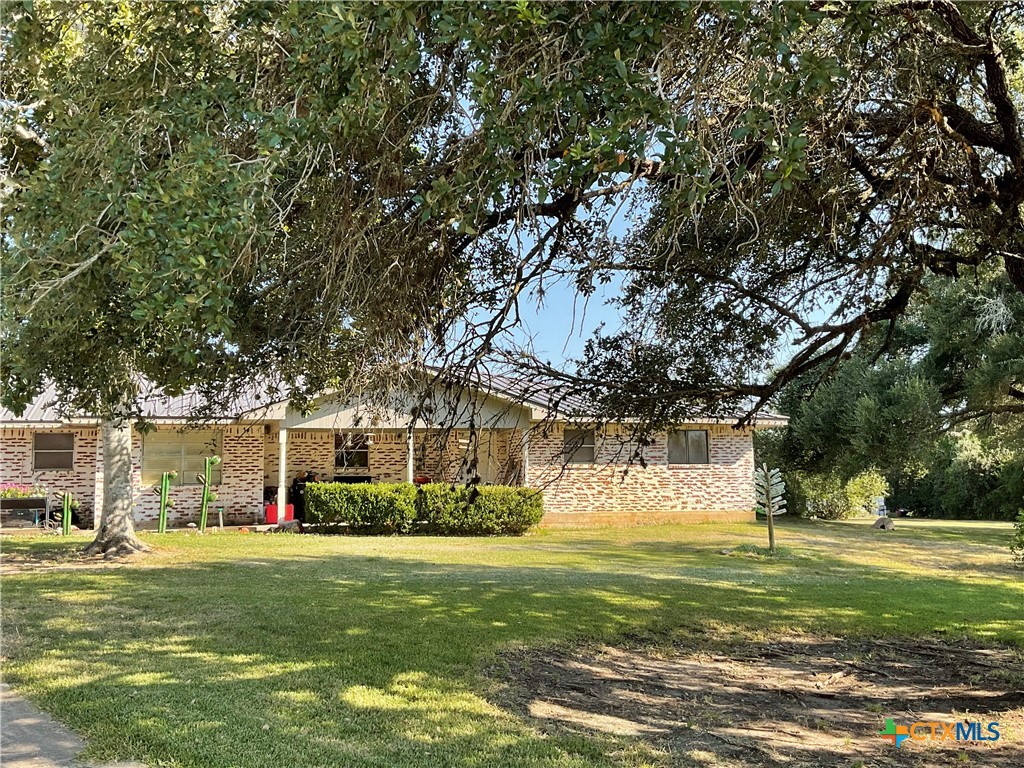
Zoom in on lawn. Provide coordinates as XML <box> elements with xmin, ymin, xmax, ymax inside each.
<box><xmin>1</xmin><ymin>519</ymin><xmax>1021</xmax><ymax>767</ymax></box>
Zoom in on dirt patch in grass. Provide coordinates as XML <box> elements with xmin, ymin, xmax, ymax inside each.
<box><xmin>0</xmin><ymin>539</ymin><xmax>141</xmax><ymax>573</ymax></box>
<box><xmin>488</xmin><ymin>635</ymin><xmax>1024</xmax><ymax>767</ymax></box>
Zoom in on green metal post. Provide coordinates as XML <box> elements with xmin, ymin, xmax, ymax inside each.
<box><xmin>61</xmin><ymin>493</ymin><xmax>72</xmax><ymax>535</ymax></box>
<box><xmin>198</xmin><ymin>455</ymin><xmax>221</xmax><ymax>533</ymax></box>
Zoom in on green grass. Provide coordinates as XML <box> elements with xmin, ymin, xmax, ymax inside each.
<box><xmin>1</xmin><ymin>518</ymin><xmax>1021</xmax><ymax>767</ymax></box>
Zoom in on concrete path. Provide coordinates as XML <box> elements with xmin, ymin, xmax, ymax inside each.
<box><xmin>0</xmin><ymin>683</ymin><xmax>146</xmax><ymax>768</ymax></box>
<box><xmin>1</xmin><ymin>682</ymin><xmax>85</xmax><ymax>767</ymax></box>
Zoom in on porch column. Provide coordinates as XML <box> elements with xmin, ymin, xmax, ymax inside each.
<box><xmin>277</xmin><ymin>427</ymin><xmax>288</xmax><ymax>514</ymax></box>
<box><xmin>406</xmin><ymin>426</ymin><xmax>415</xmax><ymax>483</ymax></box>
<box><xmin>521</xmin><ymin>429</ymin><xmax>530</xmax><ymax>487</ymax></box>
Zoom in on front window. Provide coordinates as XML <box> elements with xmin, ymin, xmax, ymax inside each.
<box><xmin>33</xmin><ymin>432</ymin><xmax>75</xmax><ymax>470</ymax></box>
<box><xmin>563</xmin><ymin>428</ymin><xmax>596</xmax><ymax>464</ymax></box>
<box><xmin>335</xmin><ymin>433</ymin><xmax>369</xmax><ymax>469</ymax></box>
<box><xmin>668</xmin><ymin>430</ymin><xmax>709</xmax><ymax>465</ymax></box>
<box><xmin>142</xmin><ymin>431</ymin><xmax>222</xmax><ymax>486</ymax></box>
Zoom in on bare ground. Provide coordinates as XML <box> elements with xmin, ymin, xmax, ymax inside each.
<box><xmin>487</xmin><ymin>635</ymin><xmax>1024</xmax><ymax>767</ymax></box>
<box><xmin>0</xmin><ymin>542</ymin><xmax>141</xmax><ymax>573</ymax></box>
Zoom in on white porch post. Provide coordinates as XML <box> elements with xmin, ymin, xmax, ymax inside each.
<box><xmin>406</xmin><ymin>426</ymin><xmax>415</xmax><ymax>483</ymax></box>
<box><xmin>521</xmin><ymin>429</ymin><xmax>530</xmax><ymax>487</ymax></box>
<box><xmin>277</xmin><ymin>427</ymin><xmax>288</xmax><ymax>514</ymax></box>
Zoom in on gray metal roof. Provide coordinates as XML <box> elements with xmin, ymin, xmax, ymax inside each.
<box><xmin>423</xmin><ymin>366</ymin><xmax>789</xmax><ymax>425</ymax></box>
<box><xmin>0</xmin><ymin>384</ymin><xmax>278</xmax><ymax>425</ymax></box>
<box><xmin>2</xmin><ymin>375</ymin><xmax>787</xmax><ymax>427</ymax></box>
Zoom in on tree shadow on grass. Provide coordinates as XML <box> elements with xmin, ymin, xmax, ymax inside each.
<box><xmin>1</xmin><ymin>540</ymin><xmax>1022</xmax><ymax>767</ymax></box>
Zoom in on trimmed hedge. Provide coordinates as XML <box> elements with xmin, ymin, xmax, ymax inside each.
<box><xmin>306</xmin><ymin>482</ymin><xmax>543</xmax><ymax>536</ymax></box>
<box><xmin>305</xmin><ymin>483</ymin><xmax>417</xmax><ymax>534</ymax></box>
<box><xmin>415</xmin><ymin>482</ymin><xmax>468</xmax><ymax>526</ymax></box>
<box><xmin>417</xmin><ymin>483</ymin><xmax>544</xmax><ymax>536</ymax></box>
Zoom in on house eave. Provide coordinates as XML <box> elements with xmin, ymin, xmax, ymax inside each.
<box><xmin>527</xmin><ymin>409</ymin><xmax>789</xmax><ymax>428</ymax></box>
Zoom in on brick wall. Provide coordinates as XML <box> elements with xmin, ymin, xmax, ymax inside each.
<box><xmin>0</xmin><ymin>427</ymin><xmax>100</xmax><ymax>525</ymax></box>
<box><xmin>370</xmin><ymin>433</ymin><xmax>409</xmax><ymax>483</ymax></box>
<box><xmin>263</xmin><ymin>429</ymin><xmax>334</xmax><ymax>487</ymax></box>
<box><xmin>414</xmin><ymin>429</ymin><xmax>519</xmax><ymax>483</ymax></box>
<box><xmin>4</xmin><ymin>420</ymin><xmax>758</xmax><ymax>530</ymax></box>
<box><xmin>132</xmin><ymin>425</ymin><xmax>264</xmax><ymax>527</ymax></box>
<box><xmin>526</xmin><ymin>423</ymin><xmax>755</xmax><ymax>526</ymax></box>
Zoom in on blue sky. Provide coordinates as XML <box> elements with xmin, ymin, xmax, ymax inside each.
<box><xmin>508</xmin><ymin>266</ymin><xmax>812</xmax><ymax>377</ymax></box>
<box><xmin>509</xmin><ymin>276</ymin><xmax>625</xmax><ymax>365</ymax></box>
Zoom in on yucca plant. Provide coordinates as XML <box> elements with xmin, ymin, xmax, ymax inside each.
<box><xmin>754</xmin><ymin>464</ymin><xmax>787</xmax><ymax>554</ymax></box>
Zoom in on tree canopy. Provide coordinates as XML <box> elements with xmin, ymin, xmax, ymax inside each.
<box><xmin>2</xmin><ymin>1</ymin><xmax>1022</xmax><ymax>425</ymax></box>
<box><xmin>764</xmin><ymin>267</ymin><xmax>1024</xmax><ymax>519</ymax></box>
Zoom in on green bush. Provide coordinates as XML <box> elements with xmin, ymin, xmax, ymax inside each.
<box><xmin>844</xmin><ymin>470</ymin><xmax>889</xmax><ymax>516</ymax></box>
<box><xmin>795</xmin><ymin>470</ymin><xmax>889</xmax><ymax>520</ymax></box>
<box><xmin>886</xmin><ymin>435</ymin><xmax>1023</xmax><ymax>521</ymax></box>
<box><xmin>459</xmin><ymin>486</ymin><xmax>542</xmax><ymax>535</ymax></box>
<box><xmin>799</xmin><ymin>473</ymin><xmax>848</xmax><ymax>520</ymax></box>
<box><xmin>1011</xmin><ymin>510</ymin><xmax>1024</xmax><ymax>566</ymax></box>
<box><xmin>417</xmin><ymin>483</ymin><xmax>543</xmax><ymax>536</ymax></box>
<box><xmin>415</xmin><ymin>482</ymin><xmax>468</xmax><ymax>524</ymax></box>
<box><xmin>306</xmin><ymin>483</ymin><xmax>417</xmax><ymax>534</ymax></box>
<box><xmin>307</xmin><ymin>482</ymin><xmax>544</xmax><ymax>536</ymax></box>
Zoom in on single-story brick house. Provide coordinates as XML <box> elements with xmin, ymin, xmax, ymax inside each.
<box><xmin>0</xmin><ymin>378</ymin><xmax>785</xmax><ymax>528</ymax></box>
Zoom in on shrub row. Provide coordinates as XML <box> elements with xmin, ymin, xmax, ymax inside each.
<box><xmin>416</xmin><ymin>483</ymin><xmax>544</xmax><ymax>535</ymax></box>
<box><xmin>305</xmin><ymin>482</ymin><xmax>543</xmax><ymax>536</ymax></box>
<box><xmin>305</xmin><ymin>483</ymin><xmax>417</xmax><ymax>534</ymax></box>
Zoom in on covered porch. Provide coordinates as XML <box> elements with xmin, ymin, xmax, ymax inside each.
<box><xmin>259</xmin><ymin>389</ymin><xmax>534</xmax><ymax>516</ymax></box>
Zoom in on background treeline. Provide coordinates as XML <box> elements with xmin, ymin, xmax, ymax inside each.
<box><xmin>759</xmin><ymin>269</ymin><xmax>1024</xmax><ymax>521</ymax></box>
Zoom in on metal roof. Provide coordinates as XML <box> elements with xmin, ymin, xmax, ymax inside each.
<box><xmin>0</xmin><ymin>384</ymin><xmax>279</xmax><ymax>425</ymax></box>
<box><xmin>423</xmin><ymin>365</ymin><xmax>788</xmax><ymax>425</ymax></box>
<box><xmin>1</xmin><ymin>375</ymin><xmax>787</xmax><ymax>427</ymax></box>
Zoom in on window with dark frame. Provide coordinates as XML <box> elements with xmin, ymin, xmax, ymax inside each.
<box><xmin>335</xmin><ymin>433</ymin><xmax>370</xmax><ymax>469</ymax></box>
<box><xmin>562</xmin><ymin>428</ymin><xmax>596</xmax><ymax>464</ymax></box>
<box><xmin>33</xmin><ymin>432</ymin><xmax>75</xmax><ymax>470</ymax></box>
<box><xmin>668</xmin><ymin>430</ymin><xmax>710</xmax><ymax>465</ymax></box>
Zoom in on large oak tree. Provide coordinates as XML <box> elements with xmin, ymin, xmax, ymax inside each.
<box><xmin>2</xmin><ymin>1</ymin><xmax>1022</xmax><ymax>554</ymax></box>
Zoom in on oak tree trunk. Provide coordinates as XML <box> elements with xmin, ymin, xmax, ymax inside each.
<box><xmin>84</xmin><ymin>418</ymin><xmax>150</xmax><ymax>558</ymax></box>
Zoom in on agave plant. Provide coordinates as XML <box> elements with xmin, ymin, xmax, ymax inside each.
<box><xmin>754</xmin><ymin>464</ymin><xmax>787</xmax><ymax>554</ymax></box>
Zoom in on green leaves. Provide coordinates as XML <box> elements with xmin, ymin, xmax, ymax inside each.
<box><xmin>4</xmin><ymin>0</ymin><xmax>1021</xmax><ymax>435</ymax></box>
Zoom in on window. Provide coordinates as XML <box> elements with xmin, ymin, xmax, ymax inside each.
<box><xmin>563</xmin><ymin>428</ymin><xmax>596</xmax><ymax>464</ymax></box>
<box><xmin>142</xmin><ymin>431</ymin><xmax>222</xmax><ymax>486</ymax></box>
<box><xmin>668</xmin><ymin>430</ymin><xmax>709</xmax><ymax>465</ymax></box>
<box><xmin>335</xmin><ymin>433</ymin><xmax>369</xmax><ymax>469</ymax></box>
<box><xmin>33</xmin><ymin>433</ymin><xmax>74</xmax><ymax>470</ymax></box>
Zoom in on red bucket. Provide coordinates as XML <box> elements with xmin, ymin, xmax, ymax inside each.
<box><xmin>265</xmin><ymin>503</ymin><xmax>294</xmax><ymax>525</ymax></box>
